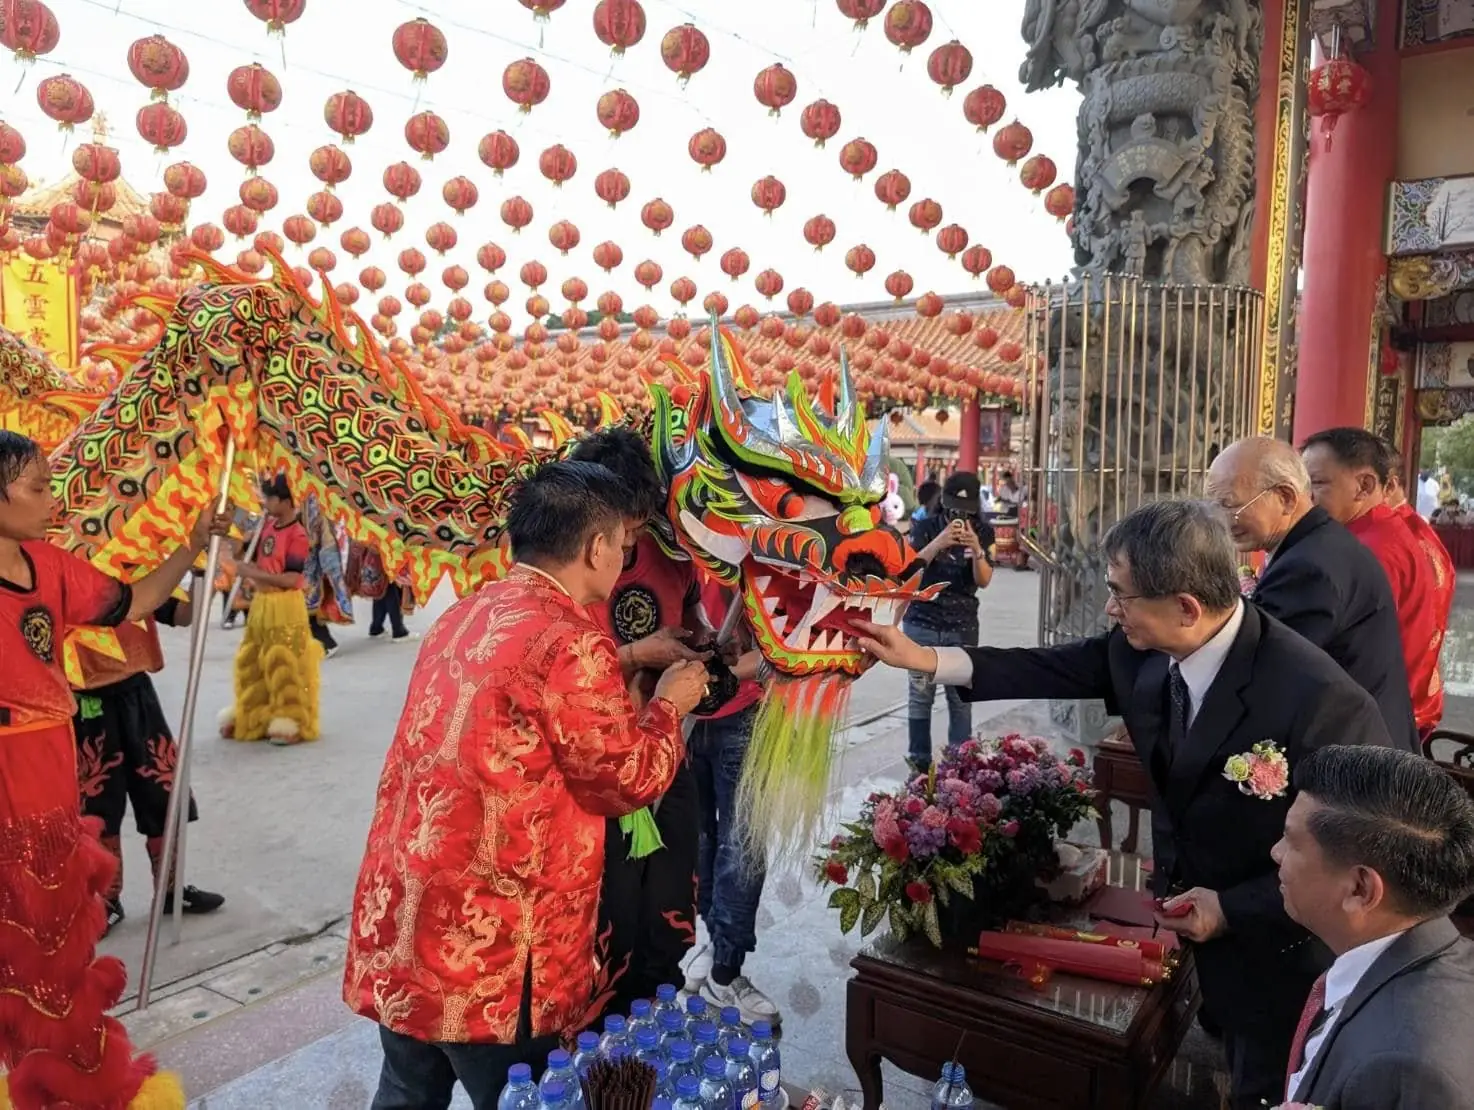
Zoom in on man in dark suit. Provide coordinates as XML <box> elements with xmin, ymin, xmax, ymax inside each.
<box><xmin>855</xmin><ymin>500</ymin><xmax>1395</xmax><ymax>1109</ymax></box>
<box><xmin>1273</xmin><ymin>745</ymin><xmax>1474</xmax><ymax>1108</ymax></box>
<box><xmin>1206</xmin><ymin>437</ymin><xmax>1418</xmax><ymax>751</ymax></box>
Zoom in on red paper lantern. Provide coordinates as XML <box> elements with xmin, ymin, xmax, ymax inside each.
<box><xmin>406</xmin><ymin>283</ymin><xmax>431</xmax><ymax>308</ymax></box>
<box><xmin>377</xmin><ymin>294</ymin><xmax>400</xmax><ymax>316</ymax></box>
<box><xmin>36</xmin><ymin>74</ymin><xmax>93</xmax><ymax>132</ymax></box>
<box><xmin>477</xmin><ymin>243</ymin><xmax>507</xmax><ymax>273</ymax></box>
<box><xmin>1020</xmin><ymin>154</ymin><xmax>1057</xmax><ymax>194</ymax></box>
<box><xmin>405</xmin><ymin>111</ymin><xmax>449</xmax><ymax>160</ymax></box>
<box><xmin>2</xmin><ymin>1</ymin><xmax>60</xmax><ymax>63</ymax></box>
<box><xmin>336</xmin><ymin>283</ymin><xmax>359</xmax><ymax>307</ymax></box>
<box><xmin>1044</xmin><ymin>183</ymin><xmax>1075</xmax><ymax>222</ymax></box>
<box><xmin>873</xmin><ymin>169</ymin><xmax>911</xmax><ymax>211</ymax></box>
<box><xmin>996</xmin><ymin>341</ymin><xmax>1023</xmax><ymax>365</ymax></box>
<box><xmin>426</xmin><ymin>221</ymin><xmax>458</xmax><ymax>255</ymax></box>
<box><xmin>549</xmin><ymin>220</ymin><xmax>581</xmax><ymax>255</ymax></box>
<box><xmin>310</xmin><ymin>144</ymin><xmax>352</xmax><ymax>189</ymax></box>
<box><xmin>308</xmin><ymin>246</ymin><xmax>336</xmax><ymax>272</ymax></box>
<box><xmin>478</xmin><ymin>131</ymin><xmax>520</xmax><ymax>177</ymax></box>
<box><xmin>307</xmin><ymin>190</ymin><xmax>343</xmax><ymax>227</ymax></box>
<box><xmin>393</xmin><ymin>18</ymin><xmax>448</xmax><ymax>81</ymax></box>
<box><xmin>224</xmin><ymin>205</ymin><xmax>259</xmax><ymax>240</ymax></box>
<box><xmin>884</xmin><ymin>1</ymin><xmax>932</xmax><ymax>52</ymax></box>
<box><xmin>961</xmin><ymin>245</ymin><xmax>993</xmax><ymax>278</ymax></box>
<box><xmin>884</xmin><ymin>270</ymin><xmax>914</xmax><ymax>302</ymax></box>
<box><xmin>283</xmin><ymin>214</ymin><xmax>317</xmax><ymax>247</ymax></box>
<box><xmin>598</xmin><ymin>291</ymin><xmax>624</xmax><ymax>316</ymax></box>
<box><xmin>909</xmin><ymin>198</ymin><xmax>943</xmax><ymax>234</ymax></box>
<box><xmin>682</xmin><ymin>225</ymin><xmax>713</xmax><ymax>261</ymax></box>
<box><xmin>1307</xmin><ymin>56</ymin><xmax>1371</xmax><ymax>147</ymax></box>
<box><xmin>519</xmin><ymin>0</ymin><xmax>565</xmax><ymax>20</ymax></box>
<box><xmin>73</xmin><ymin>142</ymin><xmax>121</xmax><ymax>184</ymax></box>
<box><xmin>787</xmin><ymin>288</ymin><xmax>814</xmax><ymax>318</ymax></box>
<box><xmin>539</xmin><ymin>144</ymin><xmax>578</xmax><ymax>187</ymax></box>
<box><xmin>593</xmin><ymin>0</ymin><xmax>646</xmax><ymax>54</ymax></box>
<box><xmin>128</xmin><ymin>35</ymin><xmax>189</xmax><ymax>100</ymax></box>
<box><xmin>671</xmin><ymin>277</ymin><xmax>698</xmax><ymax>307</ymax></box>
<box><xmin>634</xmin><ymin>260</ymin><xmax>663</xmax><ymax>291</ymax></box>
<box><xmin>720</xmin><ymin>248</ymin><xmax>750</xmax><ymax>282</ymax></box>
<box><xmin>234</xmin><ymin>248</ymin><xmax>264</xmax><ymax>274</ymax></box>
<box><xmin>935</xmin><ymin>224</ymin><xmax>969</xmax><ymax>259</ymax></box>
<box><xmin>1004</xmin><ymin>284</ymin><xmax>1027</xmax><ymax>308</ymax></box>
<box><xmin>256</xmin><ymin>230</ymin><xmax>285</xmax><ymax>255</ymax></box>
<box><xmin>963</xmin><ymin>85</ymin><xmax>1006</xmax><ymax>132</ymax></box>
<box><xmin>754</xmin><ymin>63</ymin><xmax>798</xmax><ymax>117</ymax></box>
<box><xmin>48</xmin><ymin>201</ymin><xmax>90</xmax><ymax>239</ymax></box>
<box><xmin>137</xmin><ymin>103</ymin><xmax>188</xmax><ymax>153</ymax></box>
<box><xmin>593</xmin><ymin>241</ymin><xmax>624</xmax><ymax>273</ymax></box>
<box><xmin>594</xmin><ymin>168</ymin><xmax>631</xmax><ymax>210</ymax></box>
<box><xmin>383</xmin><ymin>162</ymin><xmax>421</xmax><ymax>203</ymax></box>
<box><xmin>597</xmin><ymin>89</ymin><xmax>641</xmax><ymax>137</ymax></box>
<box><xmin>986</xmin><ymin>265</ymin><xmax>1015</xmax><ymax>294</ymax></box>
<box><xmin>443</xmin><ymin>175</ymin><xmax>479</xmax><ymax>215</ymax></box>
<box><xmin>72</xmin><ymin>179</ymin><xmax>114</xmax><ymax>212</ymax></box>
<box><xmin>486</xmin><ymin>281</ymin><xmax>511</xmax><ymax>305</ymax></box>
<box><xmin>504</xmin><ymin>58</ymin><xmax>551</xmax><ymax>113</ymax></box>
<box><xmin>443</xmin><ymin>265</ymin><xmax>470</xmax><ymax>292</ymax></box>
<box><xmin>399</xmin><ymin>247</ymin><xmax>427</xmax><ymax>277</ymax></box>
<box><xmin>799</xmin><ymin>99</ymin><xmax>842</xmax><ymax>148</ymax></box>
<box><xmin>839</xmin><ymin>138</ymin><xmax>878</xmax><ymax>180</ymax></box>
<box><xmin>360</xmin><ymin>265</ymin><xmax>386</xmax><ymax>292</ymax></box>
<box><xmin>926</xmin><ymin>41</ymin><xmax>972</xmax><ymax>94</ymax></box>
<box><xmin>149</xmin><ymin>192</ymin><xmax>188</xmax><ymax>226</ymax></box>
<box><xmin>992</xmin><ymin>120</ymin><xmax>1033</xmax><ymax>166</ymax></box>
<box><xmin>642</xmin><ymin>198</ymin><xmax>674</xmax><ymax>235</ymax></box>
<box><xmin>803</xmin><ymin>215</ymin><xmax>836</xmax><ymax>252</ymax></box>
<box><xmin>244</xmin><ymin>0</ymin><xmax>306</xmax><ymax>35</ymax></box>
<box><xmin>324</xmin><ymin>90</ymin><xmax>374</xmax><ymax>143</ymax></box>
<box><xmin>371</xmin><ymin>202</ymin><xmax>404</xmax><ymax>239</ymax></box>
<box><xmin>661</xmin><ymin>24</ymin><xmax>710</xmax><ymax>82</ymax></box>
<box><xmin>688</xmin><ymin>128</ymin><xmax>727</xmax><ymax>172</ymax></box>
<box><xmin>164</xmin><ymin>161</ymin><xmax>207</xmax><ymax>199</ymax></box>
<box><xmin>240</xmin><ymin>176</ymin><xmax>279</xmax><ymax>213</ymax></box>
<box><xmin>845</xmin><ymin>244</ymin><xmax>876</xmax><ymax>278</ymax></box>
<box><xmin>751</xmin><ymin>176</ymin><xmax>786</xmax><ymax>217</ymax></box>
<box><xmin>836</xmin><ymin>0</ymin><xmax>885</xmax><ymax>29</ymax></box>
<box><xmin>229</xmin><ymin>124</ymin><xmax>275</xmax><ymax>173</ymax></box>
<box><xmin>501</xmin><ymin>196</ymin><xmax>534</xmax><ymax>234</ymax></box>
<box><xmin>227</xmin><ymin>63</ymin><xmax>281</xmax><ymax>120</ymax></box>
<box><xmin>754</xmin><ymin>269</ymin><xmax>784</xmax><ymax>301</ymax></box>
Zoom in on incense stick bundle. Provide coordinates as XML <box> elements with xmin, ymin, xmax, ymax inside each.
<box><xmin>580</xmin><ymin>1056</ymin><xmax>659</xmax><ymax>1110</ymax></box>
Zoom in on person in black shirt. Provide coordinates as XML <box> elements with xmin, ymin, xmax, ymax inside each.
<box><xmin>902</xmin><ymin>471</ymin><xmax>994</xmax><ymax>770</ymax></box>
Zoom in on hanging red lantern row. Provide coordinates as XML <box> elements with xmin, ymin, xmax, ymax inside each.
<box><xmin>325</xmin><ymin>90</ymin><xmax>373</xmax><ymax>143</ymax></box>
<box><xmin>642</xmin><ymin>198</ymin><xmax>674</xmax><ymax>235</ymax></box>
<box><xmin>926</xmin><ymin>41</ymin><xmax>971</xmax><ymax>95</ymax></box>
<box><xmin>504</xmin><ymin>58</ymin><xmax>551</xmax><ymax>113</ymax></box>
<box><xmin>800</xmin><ymin>99</ymin><xmax>841</xmax><ymax>148</ymax></box>
<box><xmin>479</xmin><ymin>131</ymin><xmax>520</xmax><ymax>177</ymax></box>
<box><xmin>477</xmin><ymin>243</ymin><xmax>507</xmax><ymax>273</ymax></box>
<box><xmin>539</xmin><ymin>144</ymin><xmax>577</xmax><ymax>187</ymax></box>
<box><xmin>595</xmin><ymin>168</ymin><xmax>631</xmax><ymax>209</ymax></box>
<box><xmin>310</xmin><ymin>144</ymin><xmax>352</xmax><ymax>190</ymax></box>
<box><xmin>593</xmin><ymin>0</ymin><xmax>646</xmax><ymax>54</ymax></box>
<box><xmin>406</xmin><ymin>111</ymin><xmax>449</xmax><ymax>160</ymax></box>
<box><xmin>598</xmin><ymin>89</ymin><xmax>641</xmax><ymax>137</ymax></box>
<box><xmin>229</xmin><ymin>123</ymin><xmax>274</xmax><ymax>174</ymax></box>
<box><xmin>754</xmin><ymin>63</ymin><xmax>798</xmax><ymax>117</ymax></box>
<box><xmin>3</xmin><ymin>1</ymin><xmax>60</xmax><ymax>64</ymax></box>
<box><xmin>688</xmin><ymin>128</ymin><xmax>727</xmax><ymax>172</ymax></box>
<box><xmin>227</xmin><ymin>63</ymin><xmax>281</xmax><ymax>121</ymax></box>
<box><xmin>36</xmin><ymin>74</ymin><xmax>93</xmax><ymax>133</ymax></box>
<box><xmin>992</xmin><ymin>120</ymin><xmax>1033</xmax><ymax>166</ymax></box>
<box><xmin>963</xmin><ymin>85</ymin><xmax>1006</xmax><ymax>132</ymax></box>
<box><xmin>244</xmin><ymin>0</ymin><xmax>306</xmax><ymax>37</ymax></box>
<box><xmin>501</xmin><ymin>196</ymin><xmax>534</xmax><ymax>234</ymax></box>
<box><xmin>836</xmin><ymin>0</ymin><xmax>885</xmax><ymax>30</ymax></box>
<box><xmin>393</xmin><ymin>18</ymin><xmax>448</xmax><ymax>81</ymax></box>
<box><xmin>593</xmin><ymin>241</ymin><xmax>624</xmax><ymax>273</ymax></box>
<box><xmin>752</xmin><ymin>176</ymin><xmax>786</xmax><ymax>217</ymax></box>
<box><xmin>845</xmin><ymin>244</ymin><xmax>875</xmax><ymax>278</ymax></box>
<box><xmin>128</xmin><ymin>35</ymin><xmax>189</xmax><ymax>101</ymax></box>
<box><xmin>1307</xmin><ymin>55</ymin><xmax>1371</xmax><ymax>148</ymax></box>
<box><xmin>661</xmin><ymin>24</ymin><xmax>710</xmax><ymax>84</ymax></box>
<box><xmin>803</xmin><ymin>215</ymin><xmax>836</xmax><ymax>252</ymax></box>
<box><xmin>1019</xmin><ymin>154</ymin><xmax>1056</xmax><ymax>194</ymax></box>
<box><xmin>884</xmin><ymin>1</ymin><xmax>932</xmax><ymax>52</ymax></box>
<box><xmin>549</xmin><ymin>219</ymin><xmax>581</xmax><ymax>255</ymax></box>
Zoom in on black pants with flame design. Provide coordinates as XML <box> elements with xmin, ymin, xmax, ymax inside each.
<box><xmin>594</xmin><ymin>760</ymin><xmax>699</xmax><ymax>1022</ymax></box>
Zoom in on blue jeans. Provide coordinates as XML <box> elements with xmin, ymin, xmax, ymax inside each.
<box><xmin>690</xmin><ymin>706</ymin><xmax>764</xmax><ymax>974</ymax></box>
<box><xmin>903</xmin><ymin>621</ymin><xmax>975</xmax><ymax>765</ymax></box>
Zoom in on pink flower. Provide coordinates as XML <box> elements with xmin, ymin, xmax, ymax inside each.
<box><xmin>1000</xmin><ymin>819</ymin><xmax>1021</xmax><ymax>838</ymax></box>
<box><xmin>1249</xmin><ymin>760</ymin><xmax>1287</xmax><ymax>797</ymax></box>
<box><xmin>920</xmin><ymin>805</ymin><xmax>948</xmax><ymax>829</ymax></box>
<box><xmin>903</xmin><ymin>796</ymin><xmax>926</xmax><ymax>817</ymax></box>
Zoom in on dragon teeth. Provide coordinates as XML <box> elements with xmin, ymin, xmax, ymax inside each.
<box><xmin>755</xmin><ymin>575</ymin><xmax>773</xmax><ymax>593</ymax></box>
<box><xmin>805</xmin><ymin>584</ymin><xmax>841</xmax><ymax>630</ymax></box>
<box><xmin>785</xmin><ymin>623</ymin><xmax>811</xmax><ymax>651</ymax></box>
<box><xmin>814</xmin><ymin>629</ymin><xmax>835</xmax><ymax>653</ymax></box>
<box><xmin>872</xmin><ymin>599</ymin><xmax>897</xmax><ymax>625</ymax></box>
<box><xmin>762</xmin><ymin>595</ymin><xmax>781</xmax><ymax>616</ymax></box>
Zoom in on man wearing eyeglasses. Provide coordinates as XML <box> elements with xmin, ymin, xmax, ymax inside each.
<box><xmin>1206</xmin><ymin>437</ymin><xmax>1418</xmax><ymax>752</ymax></box>
<box><xmin>854</xmin><ymin>499</ymin><xmax>1395</xmax><ymax>1109</ymax></box>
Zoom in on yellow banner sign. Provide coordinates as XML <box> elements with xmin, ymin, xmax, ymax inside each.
<box><xmin>1</xmin><ymin>257</ymin><xmax>78</xmax><ymax>369</ymax></box>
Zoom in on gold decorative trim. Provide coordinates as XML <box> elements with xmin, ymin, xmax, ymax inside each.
<box><xmin>1258</xmin><ymin>0</ymin><xmax>1310</xmax><ymax>435</ymax></box>
<box><xmin>1388</xmin><ymin>256</ymin><xmax>1461</xmax><ymax>301</ymax></box>
<box><xmin>1364</xmin><ymin>276</ymin><xmax>1394</xmax><ymax>430</ymax></box>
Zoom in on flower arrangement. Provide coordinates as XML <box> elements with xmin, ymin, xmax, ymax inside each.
<box><xmin>1223</xmin><ymin>740</ymin><xmax>1290</xmax><ymax>800</ymax></box>
<box><xmin>816</xmin><ymin>734</ymin><xmax>1097</xmax><ymax>946</ymax></box>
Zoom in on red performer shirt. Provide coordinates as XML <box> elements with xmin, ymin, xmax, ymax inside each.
<box><xmin>1348</xmin><ymin>504</ymin><xmax>1447</xmax><ymax>731</ymax></box>
<box><xmin>699</xmin><ymin>578</ymin><xmax>762</xmax><ymax>720</ymax></box>
<box><xmin>590</xmin><ymin>532</ymin><xmax>700</xmax><ymax>647</ymax></box>
<box><xmin>0</xmin><ymin>541</ymin><xmax>130</xmax><ymax>728</ymax></box>
<box><xmin>343</xmin><ymin>565</ymin><xmax>684</xmax><ymax>1045</ymax></box>
<box><xmin>255</xmin><ymin>516</ymin><xmax>309</xmax><ymax>588</ymax></box>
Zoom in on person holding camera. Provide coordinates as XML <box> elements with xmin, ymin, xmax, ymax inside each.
<box><xmin>901</xmin><ymin>471</ymin><xmax>994</xmax><ymax>771</ymax></box>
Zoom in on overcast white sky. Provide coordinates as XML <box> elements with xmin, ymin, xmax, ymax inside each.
<box><xmin>10</xmin><ymin>0</ymin><xmax>1080</xmax><ymax>324</ymax></box>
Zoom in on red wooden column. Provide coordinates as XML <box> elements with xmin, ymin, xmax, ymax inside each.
<box><xmin>1292</xmin><ymin>0</ymin><xmax>1401</xmax><ymax>441</ymax></box>
<box><xmin>957</xmin><ymin>394</ymin><xmax>981</xmax><ymax>472</ymax></box>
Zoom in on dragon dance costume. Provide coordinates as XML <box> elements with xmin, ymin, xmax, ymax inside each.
<box><xmin>0</xmin><ymin>541</ymin><xmax>183</xmax><ymax>1110</ymax></box>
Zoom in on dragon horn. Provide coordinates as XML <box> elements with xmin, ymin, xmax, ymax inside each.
<box><xmin>708</xmin><ymin>315</ymin><xmax>746</xmax><ymax>419</ymax></box>
<box><xmin>837</xmin><ymin>345</ymin><xmax>862</xmax><ymax>440</ymax></box>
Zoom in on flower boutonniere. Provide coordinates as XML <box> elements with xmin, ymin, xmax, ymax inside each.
<box><xmin>1223</xmin><ymin>741</ymin><xmax>1290</xmax><ymax>800</ymax></box>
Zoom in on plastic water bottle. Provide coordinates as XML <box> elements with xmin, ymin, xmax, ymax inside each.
<box><xmin>724</xmin><ymin>1038</ymin><xmax>759</xmax><ymax>1110</ymax></box>
<box><xmin>629</xmin><ymin>998</ymin><xmax>657</xmax><ymax>1038</ymax></box>
<box><xmin>539</xmin><ymin>1080</ymin><xmax>572</xmax><ymax>1110</ymax></box>
<box><xmin>654</xmin><ymin>983</ymin><xmax>682</xmax><ymax>1025</ymax></box>
<box><xmin>698</xmin><ymin>1055</ymin><xmax>732</xmax><ymax>1110</ymax></box>
<box><xmin>651</xmin><ymin>1059</ymin><xmax>671</xmax><ymax>1102</ymax></box>
<box><xmin>600</xmin><ymin>1015</ymin><xmax>630</xmax><ymax>1060</ymax></box>
<box><xmin>634</xmin><ymin>1027</ymin><xmax>664</xmax><ymax>1069</ymax></box>
<box><xmin>658</xmin><ymin>1008</ymin><xmax>687</xmax><ymax>1049</ymax></box>
<box><xmin>666</xmin><ymin>1038</ymin><xmax>698</xmax><ymax>1093</ymax></box>
<box><xmin>749</xmin><ymin>1022</ymin><xmax>781</xmax><ymax>1110</ymax></box>
<box><xmin>691</xmin><ymin>1020</ymin><xmax>721</xmax><ymax>1071</ymax></box>
<box><xmin>673</xmin><ymin>1074</ymin><xmax>705</xmax><ymax>1110</ymax></box>
<box><xmin>930</xmin><ymin>1063</ymin><xmax>974</xmax><ymax>1110</ymax></box>
<box><xmin>684</xmin><ymin>996</ymin><xmax>710</xmax><ymax>1037</ymax></box>
<box><xmin>572</xmin><ymin>1032</ymin><xmax>601</xmax><ymax>1079</ymax></box>
<box><xmin>498</xmin><ymin>1064</ymin><xmax>539</xmax><ymax>1110</ymax></box>
<box><xmin>717</xmin><ymin>1007</ymin><xmax>745</xmax><ymax>1051</ymax></box>
<box><xmin>542</xmin><ymin>1050</ymin><xmax>585</xmax><ymax>1110</ymax></box>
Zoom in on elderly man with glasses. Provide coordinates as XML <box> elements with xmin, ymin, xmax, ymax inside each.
<box><xmin>1205</xmin><ymin>437</ymin><xmax>1418</xmax><ymax>752</ymax></box>
<box><xmin>855</xmin><ymin>498</ymin><xmax>1397</xmax><ymax>1110</ymax></box>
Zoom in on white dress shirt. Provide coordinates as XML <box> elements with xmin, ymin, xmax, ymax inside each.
<box><xmin>1287</xmin><ymin>931</ymin><xmax>1406</xmax><ymax>1101</ymax></box>
<box><xmin>931</xmin><ymin>600</ymin><xmax>1246</xmax><ymax>722</ymax></box>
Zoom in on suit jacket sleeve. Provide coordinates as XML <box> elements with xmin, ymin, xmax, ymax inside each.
<box><xmin>1334</xmin><ymin>1051</ymin><xmax>1463</xmax><ymax>1109</ymax></box>
<box><xmin>542</xmin><ymin>627</ymin><xmax>686</xmax><ymax>818</ymax></box>
<box><xmin>1219</xmin><ymin>683</ymin><xmax>1392</xmax><ymax>935</ymax></box>
<box><xmin>959</xmin><ymin>634</ymin><xmax>1118</xmax><ymax>711</ymax></box>
<box><xmin>1251</xmin><ymin>560</ymin><xmax>1340</xmax><ymax>650</ymax></box>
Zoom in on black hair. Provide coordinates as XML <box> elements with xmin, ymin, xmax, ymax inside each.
<box><xmin>567</xmin><ymin>427</ymin><xmax>664</xmax><ymax>521</ymax></box>
<box><xmin>1299</xmin><ymin>427</ymin><xmax>1393</xmax><ymax>485</ymax></box>
<box><xmin>916</xmin><ymin>480</ymin><xmax>941</xmax><ymax>508</ymax></box>
<box><xmin>1100</xmin><ymin>499</ymin><xmax>1239</xmax><ymax>611</ymax></box>
<box><xmin>261</xmin><ymin>474</ymin><xmax>293</xmax><ymax>504</ymax></box>
<box><xmin>0</xmin><ymin>431</ymin><xmax>42</xmax><ymax>498</ymax></box>
<box><xmin>1296</xmin><ymin>745</ymin><xmax>1474</xmax><ymax>919</ymax></box>
<box><xmin>508</xmin><ymin>460</ymin><xmax>639</xmax><ymax>565</ymax></box>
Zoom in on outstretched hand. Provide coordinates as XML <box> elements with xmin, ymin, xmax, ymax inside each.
<box><xmin>190</xmin><ymin>506</ymin><xmax>234</xmax><ymax>553</ymax></box>
<box><xmin>851</xmin><ymin>620</ymin><xmax>937</xmax><ymax>674</ymax></box>
<box><xmin>653</xmin><ymin>659</ymin><xmax>710</xmax><ymax>716</ymax></box>
<box><xmin>633</xmin><ymin>627</ymin><xmax>712</xmax><ymax>670</ymax></box>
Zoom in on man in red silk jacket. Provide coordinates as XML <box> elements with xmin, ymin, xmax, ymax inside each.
<box><xmin>1302</xmin><ymin>429</ymin><xmax>1448</xmax><ymax>740</ymax></box>
<box><xmin>1385</xmin><ymin>450</ymin><xmax>1456</xmax><ymax>718</ymax></box>
<box><xmin>344</xmin><ymin>460</ymin><xmax>709</xmax><ymax>1110</ymax></box>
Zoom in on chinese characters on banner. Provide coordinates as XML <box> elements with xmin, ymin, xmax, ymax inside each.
<box><xmin>1</xmin><ymin>257</ymin><xmax>79</xmax><ymax>369</ymax></box>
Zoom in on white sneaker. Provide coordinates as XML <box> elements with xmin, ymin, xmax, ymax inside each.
<box><xmin>682</xmin><ymin>942</ymin><xmax>712</xmax><ymax>994</ymax></box>
<box><xmin>700</xmin><ymin>974</ymin><xmax>781</xmax><ymax>1027</ymax></box>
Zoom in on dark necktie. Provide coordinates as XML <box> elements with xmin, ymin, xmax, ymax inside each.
<box><xmin>1166</xmin><ymin>663</ymin><xmax>1190</xmax><ymax>752</ymax></box>
<box><xmin>1284</xmin><ymin>973</ymin><xmax>1329</xmax><ymax>1093</ymax></box>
